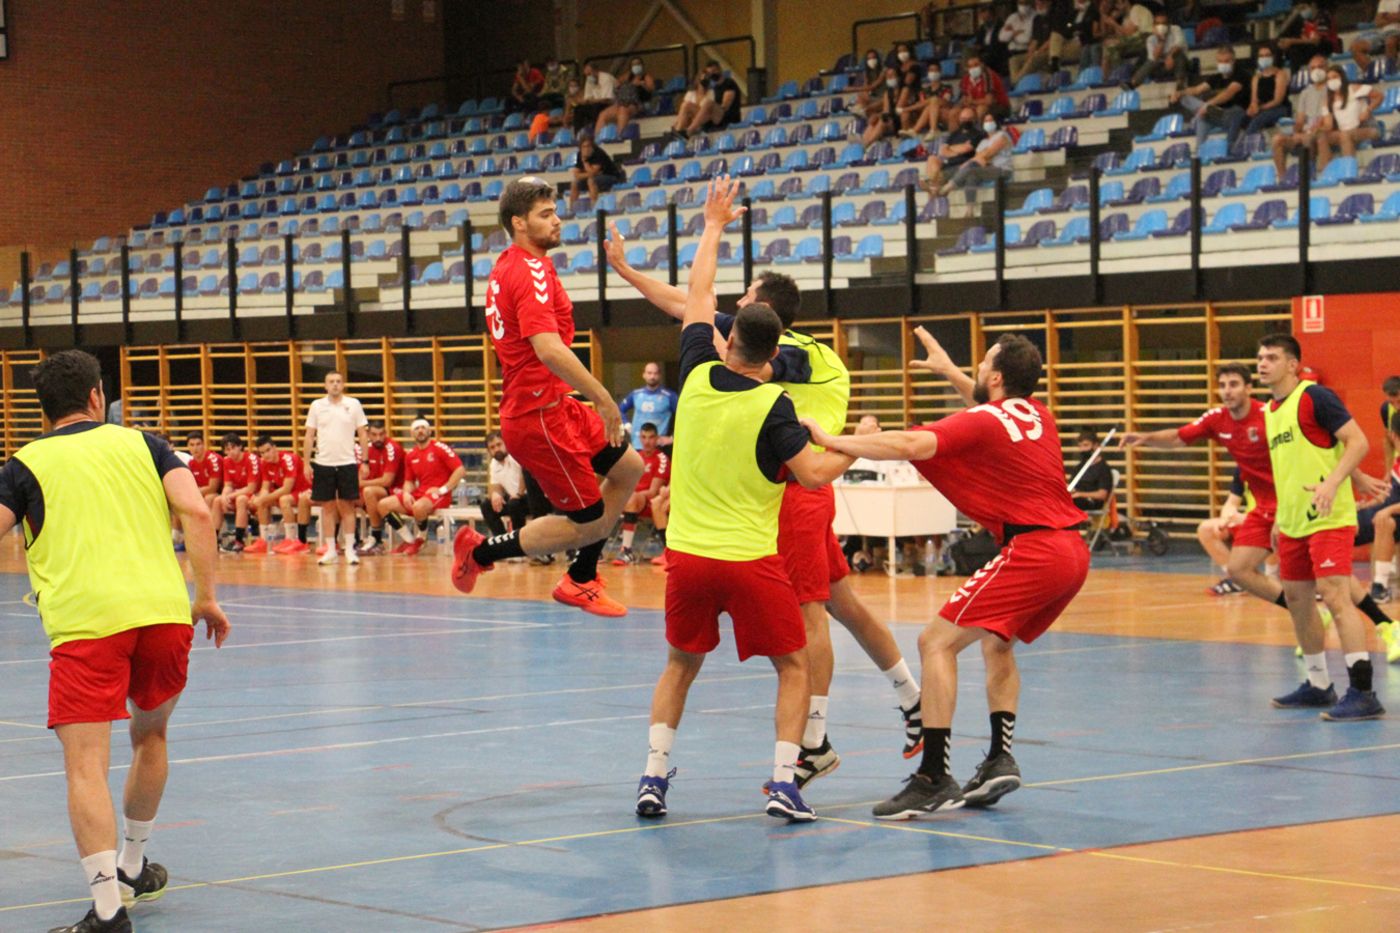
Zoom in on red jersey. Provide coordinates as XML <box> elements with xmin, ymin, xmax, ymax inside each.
<box><xmin>264</xmin><ymin>451</ymin><xmax>311</xmax><ymax>495</ymax></box>
<box><xmin>1177</xmin><ymin>400</ymin><xmax>1276</xmax><ymax>510</ymax></box>
<box><xmin>404</xmin><ymin>440</ymin><xmax>460</xmax><ymax>492</ymax></box>
<box><xmin>364</xmin><ymin>439</ymin><xmax>406</xmax><ymax>485</ymax></box>
<box><xmin>485</xmin><ymin>244</ymin><xmax>576</xmax><ymax>418</ymax></box>
<box><xmin>913</xmin><ymin>397</ymin><xmax>1086</xmax><ymax>544</ymax></box>
<box><xmin>189</xmin><ymin>450</ymin><xmax>223</xmax><ymax>489</ymax></box>
<box><xmin>222</xmin><ymin>451</ymin><xmax>262</xmax><ymax>490</ymax></box>
<box><xmin>636</xmin><ymin>449</ymin><xmax>671</xmax><ymax>493</ymax></box>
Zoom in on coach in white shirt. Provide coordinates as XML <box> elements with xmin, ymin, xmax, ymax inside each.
<box><xmin>482</xmin><ymin>430</ymin><xmax>529</xmax><ymax>537</ymax></box>
<box><xmin>303</xmin><ymin>370</ymin><xmax>369</xmax><ymax>565</ymax></box>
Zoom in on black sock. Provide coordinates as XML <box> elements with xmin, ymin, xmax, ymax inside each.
<box><xmin>919</xmin><ymin>727</ymin><xmax>952</xmax><ymax>778</ymax></box>
<box><xmin>1349</xmin><ymin>657</ymin><xmax>1374</xmax><ymax>692</ymax></box>
<box><xmin>1357</xmin><ymin>594</ymin><xmax>1392</xmax><ymax>626</ymax></box>
<box><xmin>989</xmin><ymin>710</ymin><xmax>1016</xmax><ymax>758</ymax></box>
<box><xmin>622</xmin><ymin>511</ymin><xmax>638</xmax><ymax>528</ymax></box>
<box><xmin>384</xmin><ymin>512</ymin><xmax>404</xmax><ymax>530</ymax></box>
<box><xmin>1275</xmin><ymin>591</ymin><xmax>1288</xmax><ymax>609</ymax></box>
<box><xmin>235</xmin><ymin>527</ymin><xmax>246</xmax><ymax>542</ymax></box>
<box><xmin>371</xmin><ymin>527</ymin><xmax>382</xmax><ymax>544</ymax></box>
<box><xmin>473</xmin><ymin>530</ymin><xmax>526</xmax><ymax>566</ymax></box>
<box><xmin>298</xmin><ymin>523</ymin><xmax>308</xmax><ymax>543</ymax></box>
<box><xmin>567</xmin><ymin>538</ymin><xmax>606</xmax><ymax>584</ymax></box>
<box><xmin>249</xmin><ymin>520</ymin><xmax>259</xmax><ymax>536</ymax></box>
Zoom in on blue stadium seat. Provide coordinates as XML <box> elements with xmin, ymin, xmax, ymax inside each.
<box><xmin>1202</xmin><ymin>202</ymin><xmax>1248</xmax><ymax>234</ymax></box>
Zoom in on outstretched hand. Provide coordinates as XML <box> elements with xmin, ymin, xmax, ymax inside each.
<box><xmin>604</xmin><ymin>221</ymin><xmax>628</xmax><ymax>270</ymax></box>
<box><xmin>909</xmin><ymin>326</ymin><xmax>954</xmax><ymax>377</ymax></box>
<box><xmin>703</xmin><ymin>175</ymin><xmax>746</xmax><ymax>229</ymax></box>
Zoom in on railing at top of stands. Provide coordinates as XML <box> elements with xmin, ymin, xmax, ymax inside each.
<box><xmin>583</xmin><ymin>44</ymin><xmax>690</xmax><ymax>86</ymax></box>
<box><xmin>851</xmin><ymin>13</ymin><xmax>923</xmax><ymax>66</ymax></box>
<box><xmin>386</xmin><ymin>62</ymin><xmax>580</xmax><ymax>113</ymax></box>
<box><xmin>691</xmin><ymin>35</ymin><xmax>756</xmax><ymax>83</ymax></box>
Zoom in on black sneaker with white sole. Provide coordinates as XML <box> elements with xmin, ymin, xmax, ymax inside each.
<box><xmin>872</xmin><ymin>772</ymin><xmax>965</xmax><ymax>820</ymax></box>
<box><xmin>961</xmin><ymin>752</ymin><xmax>1022</xmax><ymax>807</ymax></box>
<box><xmin>117</xmin><ymin>857</ymin><xmax>168</xmax><ymax>907</ymax></box>
<box><xmin>793</xmin><ymin>737</ymin><xmax>840</xmax><ymax>788</ymax></box>
<box><xmin>48</xmin><ymin>907</ymin><xmax>132</xmax><ymax>933</ymax></box>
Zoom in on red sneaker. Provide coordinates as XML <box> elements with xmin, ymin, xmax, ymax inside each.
<box><xmin>390</xmin><ymin>540</ymin><xmax>412</xmax><ymax>555</ymax></box>
<box><xmin>315</xmin><ymin>543</ymin><xmax>329</xmax><ymax>556</ymax></box>
<box><xmin>451</xmin><ymin>526</ymin><xmax>494</xmax><ymax>594</ymax></box>
<box><xmin>280</xmin><ymin>540</ymin><xmax>310</xmax><ymax>555</ymax></box>
<box><xmin>401</xmin><ymin>538</ymin><xmax>425</xmax><ymax>556</ymax></box>
<box><xmin>552</xmin><ymin>573</ymin><xmax>628</xmax><ymax>617</ymax></box>
<box><xmin>650</xmin><ymin>553</ymin><xmax>668</xmax><ymax>569</ymax></box>
<box><xmin>243</xmin><ymin>538</ymin><xmax>269</xmax><ymax>555</ymax></box>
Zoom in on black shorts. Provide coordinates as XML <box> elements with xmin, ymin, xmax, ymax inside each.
<box><xmin>312</xmin><ymin>463</ymin><xmax>359</xmax><ymax>501</ymax></box>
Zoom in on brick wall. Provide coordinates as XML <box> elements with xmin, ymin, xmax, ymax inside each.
<box><xmin>0</xmin><ymin>0</ymin><xmax>444</xmax><ymax>279</ymax></box>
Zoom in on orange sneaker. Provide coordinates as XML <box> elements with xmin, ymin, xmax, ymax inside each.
<box><xmin>552</xmin><ymin>573</ymin><xmax>628</xmax><ymax>617</ymax></box>
<box><xmin>280</xmin><ymin>540</ymin><xmax>310</xmax><ymax>555</ymax></box>
<box><xmin>451</xmin><ymin>526</ymin><xmax>493</xmax><ymax>594</ymax></box>
<box><xmin>650</xmin><ymin>553</ymin><xmax>668</xmax><ymax>569</ymax></box>
<box><xmin>401</xmin><ymin>538</ymin><xmax>425</xmax><ymax>556</ymax></box>
<box><xmin>243</xmin><ymin>538</ymin><xmax>269</xmax><ymax>555</ymax></box>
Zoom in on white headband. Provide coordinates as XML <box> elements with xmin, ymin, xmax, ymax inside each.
<box><xmin>411</xmin><ymin>418</ymin><xmax>431</xmax><ymax>431</ymax></box>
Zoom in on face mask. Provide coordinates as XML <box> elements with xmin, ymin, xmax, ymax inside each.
<box><xmin>1154</xmin><ymin>24</ymin><xmax>1168</xmax><ymax>36</ymax></box>
<box><xmin>1327</xmin><ymin>77</ymin><xmax>1342</xmax><ymax>91</ymax></box>
<box><xmin>1217</xmin><ymin>62</ymin><xmax>1233</xmax><ymax>76</ymax></box>
<box><xmin>1310</xmin><ymin>67</ymin><xmax>1327</xmax><ymax>83</ymax></box>
<box><xmin>897</xmin><ymin>51</ymin><xmax>910</xmax><ymax>62</ymax></box>
<box><xmin>968</xmin><ymin>65</ymin><xmax>983</xmax><ymax>79</ymax></box>
<box><xmin>886</xmin><ymin>77</ymin><xmax>899</xmax><ymax>88</ymax></box>
<box><xmin>547</xmin><ymin>62</ymin><xmax>558</xmax><ymax>72</ymax></box>
<box><xmin>1258</xmin><ymin>56</ymin><xmax>1273</xmax><ymax>69</ymax></box>
<box><xmin>867</xmin><ymin>57</ymin><xmax>879</xmax><ymax>69</ymax></box>
<box><xmin>927</xmin><ymin>71</ymin><xmax>939</xmax><ymax>83</ymax></box>
<box><xmin>631</xmin><ymin>64</ymin><xmax>643</xmax><ymax>75</ymax></box>
<box><xmin>983</xmin><ymin>121</ymin><xmax>998</xmax><ymax>133</ymax></box>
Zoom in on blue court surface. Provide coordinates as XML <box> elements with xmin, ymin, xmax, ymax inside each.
<box><xmin>2</xmin><ymin>573</ymin><xmax>1400</xmax><ymax>931</ymax></box>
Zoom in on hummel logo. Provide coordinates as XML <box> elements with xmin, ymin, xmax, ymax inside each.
<box><xmin>90</xmin><ymin>870</ymin><xmax>115</xmax><ymax>886</ymax></box>
<box><xmin>532</xmin><ymin>388</ymin><xmax>545</xmax><ymax>396</ymax></box>
<box><xmin>525</xmin><ymin>257</ymin><xmax>543</xmax><ymax>268</ymax></box>
<box><xmin>1320</xmin><ymin>559</ymin><xmax>1337</xmax><ymax>568</ymax></box>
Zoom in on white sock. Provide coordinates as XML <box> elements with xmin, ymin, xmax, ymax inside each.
<box><xmin>81</xmin><ymin>850</ymin><xmax>122</xmax><ymax>921</ymax></box>
<box><xmin>1218</xmin><ymin>565</ymin><xmax>1229</xmax><ymax>577</ymax></box>
<box><xmin>1303</xmin><ymin>652</ymin><xmax>1330</xmax><ymax>689</ymax></box>
<box><xmin>644</xmin><ymin>723</ymin><xmax>675</xmax><ymax>777</ymax></box>
<box><xmin>118</xmin><ymin>817</ymin><xmax>154</xmax><ymax>878</ymax></box>
<box><xmin>883</xmin><ymin>659</ymin><xmax>921</xmax><ymax>708</ymax></box>
<box><xmin>1266</xmin><ymin>562</ymin><xmax>1280</xmax><ymax>578</ymax></box>
<box><xmin>284</xmin><ymin>521</ymin><xmax>298</xmax><ymax>540</ymax></box>
<box><xmin>342</xmin><ymin>532</ymin><xmax>355</xmax><ymax>551</ymax></box>
<box><xmin>621</xmin><ymin>527</ymin><xmax>636</xmax><ymax>549</ymax></box>
<box><xmin>773</xmin><ymin>740</ymin><xmax>801</xmax><ymax>785</ymax></box>
<box><xmin>1345</xmin><ymin>651</ymin><xmax>1369</xmax><ymax>669</ymax></box>
<box><xmin>1376</xmin><ymin>563</ymin><xmax>1394</xmax><ymax>587</ymax></box>
<box><xmin>802</xmin><ymin>696</ymin><xmax>829</xmax><ymax>748</ymax></box>
<box><xmin>398</xmin><ymin>524</ymin><xmax>415</xmax><ymax>544</ymax></box>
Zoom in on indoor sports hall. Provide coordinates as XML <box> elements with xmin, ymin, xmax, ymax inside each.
<box><xmin>3</xmin><ymin>2</ymin><xmax>1400</xmax><ymax>930</ymax></box>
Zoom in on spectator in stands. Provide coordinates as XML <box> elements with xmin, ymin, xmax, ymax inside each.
<box><xmin>857</xmin><ymin>48</ymin><xmax>890</xmax><ymax>118</ymax></box>
<box><xmin>1010</xmin><ymin>0</ymin><xmax>1057</xmax><ymax>83</ymax></box>
<box><xmin>509</xmin><ymin>58</ymin><xmax>545</xmax><ymax>113</ymax></box>
<box><xmin>999</xmin><ymin>0</ymin><xmax>1038</xmax><ymax>77</ymax></box>
<box><xmin>1315</xmin><ymin>65</ymin><xmax>1383</xmax><ymax>172</ymax></box>
<box><xmin>675</xmin><ymin>60</ymin><xmax>742</xmax><ymax>137</ymax></box>
<box><xmin>1277</xmin><ymin>1</ymin><xmax>1338</xmax><ymax>72</ymax></box>
<box><xmin>1376</xmin><ymin>0</ymin><xmax>1400</xmax><ymax>69</ymax></box>
<box><xmin>1272</xmin><ymin>54</ymin><xmax>1330</xmax><ymax>178</ymax></box>
<box><xmin>568</xmin><ymin>135</ymin><xmax>623</xmax><ymax>206</ymax></box>
<box><xmin>1068</xmin><ymin>429</ymin><xmax>1117</xmax><ymax>524</ymax></box>
<box><xmin>1244</xmin><ymin>43</ymin><xmax>1291</xmax><ymax>136</ymax></box>
<box><xmin>1102</xmin><ymin>0</ymin><xmax>1154</xmax><ymax>74</ymax></box>
<box><xmin>1050</xmin><ymin>0</ymin><xmax>1101</xmax><ymax>71</ymax></box>
<box><xmin>940</xmin><ymin>112</ymin><xmax>1015</xmax><ymax>195</ymax></box>
<box><xmin>562</xmin><ymin>75</ymin><xmax>585</xmax><ymax>129</ymax></box>
<box><xmin>481</xmin><ymin>431</ymin><xmax>528</xmax><ymax>540</ymax></box>
<box><xmin>573</xmin><ymin>61</ymin><xmax>616</xmax><ymax>131</ymax></box>
<box><xmin>669</xmin><ymin>73</ymin><xmax>709</xmax><ymax>137</ymax></box>
<box><xmin>864</xmin><ymin>108</ymin><xmax>900</xmax><ymax>149</ymax></box>
<box><xmin>972</xmin><ymin>6</ymin><xmax>1010</xmax><ymax>77</ymax></box>
<box><xmin>1169</xmin><ymin>45</ymin><xmax>1248</xmax><ymax>151</ymax></box>
<box><xmin>960</xmin><ymin>53</ymin><xmax>1011</xmax><ymax>121</ymax></box>
<box><xmin>596</xmin><ymin>57</ymin><xmax>656</xmax><ymax>136</ymax></box>
<box><xmin>893</xmin><ymin>42</ymin><xmax>921</xmax><ymax>81</ymax></box>
<box><xmin>1125</xmin><ymin>12</ymin><xmax>1189</xmax><ymax>90</ymax></box>
<box><xmin>1349</xmin><ymin>38</ymin><xmax>1389</xmax><ymax>84</ymax></box>
<box><xmin>895</xmin><ymin>68</ymin><xmax>928</xmax><ymax>132</ymax></box>
<box><xmin>905</xmin><ymin>66</ymin><xmax>958</xmax><ymax>137</ymax></box>
<box><xmin>539</xmin><ymin>56</ymin><xmax>573</xmax><ymax>111</ymax></box>
<box><xmin>922</xmin><ymin>106</ymin><xmax>987</xmax><ymax>191</ymax></box>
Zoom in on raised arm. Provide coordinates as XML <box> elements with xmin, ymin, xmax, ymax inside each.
<box><xmin>685</xmin><ymin>176</ymin><xmax>746</xmax><ymax>328</ymax></box>
<box><xmin>604</xmin><ymin>222</ymin><xmax>689</xmax><ymax>319</ymax></box>
<box><xmin>910</xmin><ymin>326</ymin><xmax>976</xmax><ymax>406</ymax></box>
<box><xmin>527</xmin><ymin>331</ymin><xmax>625</xmax><ymax>446</ymax></box>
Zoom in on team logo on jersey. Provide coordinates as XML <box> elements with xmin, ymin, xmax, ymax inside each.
<box><xmin>1247</xmin><ymin>426</ymin><xmax>1260</xmax><ymax>443</ymax></box>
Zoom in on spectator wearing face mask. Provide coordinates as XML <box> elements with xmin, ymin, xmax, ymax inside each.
<box><xmin>999</xmin><ymin>1</ymin><xmax>1039</xmax><ymax>72</ymax></box>
<box><xmin>1168</xmin><ymin>44</ymin><xmax>1249</xmax><ymax>151</ymax></box>
<box><xmin>1272</xmin><ymin>55</ymin><xmax>1330</xmax><ymax>178</ymax></box>
<box><xmin>562</xmin><ymin>75</ymin><xmax>585</xmax><ymax>129</ymax></box>
<box><xmin>1244</xmin><ymin>43</ymin><xmax>1291</xmax><ymax>135</ymax></box>
<box><xmin>1010</xmin><ymin>0</ymin><xmax>1057</xmax><ymax>83</ymax></box>
<box><xmin>863</xmin><ymin>68</ymin><xmax>904</xmax><ymax>146</ymax></box>
<box><xmin>1315</xmin><ymin>65</ymin><xmax>1383</xmax><ymax>172</ymax></box>
<box><xmin>922</xmin><ymin>106</ymin><xmax>987</xmax><ymax>192</ymax></box>
<box><xmin>674</xmin><ymin>60</ymin><xmax>742</xmax><ymax>138</ymax></box>
<box><xmin>857</xmin><ymin>48</ymin><xmax>889</xmax><ymax>119</ymax></box>
<box><xmin>1102</xmin><ymin>0</ymin><xmax>1154</xmax><ymax>73</ymax></box>
<box><xmin>1050</xmin><ymin>0</ymin><xmax>1101</xmax><ymax>72</ymax></box>
<box><xmin>893</xmin><ymin>41</ymin><xmax>921</xmax><ymax>80</ymax></box>
<box><xmin>1375</xmin><ymin>0</ymin><xmax>1400</xmax><ymax>70</ymax></box>
<box><xmin>960</xmin><ymin>54</ymin><xmax>1010</xmax><ymax>122</ymax></box>
<box><xmin>1124</xmin><ymin>13</ymin><xmax>1189</xmax><ymax>90</ymax></box>
<box><xmin>539</xmin><ymin>57</ymin><xmax>573</xmax><ymax>110</ymax></box>
<box><xmin>894</xmin><ymin>68</ymin><xmax>928</xmax><ymax>132</ymax></box>
<box><xmin>595</xmin><ymin>57</ymin><xmax>655</xmax><ymax>136</ymax></box>
<box><xmin>939</xmin><ymin>112</ymin><xmax>1015</xmax><ymax>195</ymax></box>
<box><xmin>572</xmin><ymin>62</ymin><xmax>617</xmax><ymax>131</ymax></box>
<box><xmin>903</xmin><ymin>66</ymin><xmax>958</xmax><ymax>138</ymax></box>
<box><xmin>972</xmin><ymin>6</ymin><xmax>1010</xmax><ymax>77</ymax></box>
<box><xmin>1278</xmin><ymin>1</ymin><xmax>1338</xmax><ymax>72</ymax></box>
<box><xmin>669</xmin><ymin>73</ymin><xmax>710</xmax><ymax>137</ymax></box>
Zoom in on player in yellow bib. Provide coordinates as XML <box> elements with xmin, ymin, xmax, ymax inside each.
<box><xmin>1258</xmin><ymin>334</ymin><xmax>1388</xmax><ymax>721</ymax></box>
<box><xmin>0</xmin><ymin>351</ymin><xmax>229</xmax><ymax>933</ymax></box>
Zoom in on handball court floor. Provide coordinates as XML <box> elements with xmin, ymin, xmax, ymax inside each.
<box><xmin>2</xmin><ymin>537</ymin><xmax>1400</xmax><ymax>931</ymax></box>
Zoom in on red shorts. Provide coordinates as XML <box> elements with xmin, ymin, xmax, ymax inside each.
<box><xmin>778</xmin><ymin>483</ymin><xmax>849</xmax><ymax>604</ymax></box>
<box><xmin>405</xmin><ymin>488</ymin><xmax>453</xmax><ymax>512</ymax></box>
<box><xmin>1229</xmin><ymin>508</ymin><xmax>1275</xmax><ymax>551</ymax></box>
<box><xmin>1278</xmin><ymin>527</ymin><xmax>1355</xmax><ymax>581</ymax></box>
<box><xmin>48</xmin><ymin>623</ymin><xmax>193</xmax><ymax>728</ymax></box>
<box><xmin>664</xmin><ymin>551</ymin><xmax>806</xmax><ymax>661</ymax></box>
<box><xmin>501</xmin><ymin>396</ymin><xmax>606</xmax><ymax>513</ymax></box>
<box><xmin>939</xmin><ymin>529</ymin><xmax>1089</xmax><ymax>644</ymax></box>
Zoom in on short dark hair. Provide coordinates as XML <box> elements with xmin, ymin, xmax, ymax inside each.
<box><xmin>705</xmin><ymin>59</ymin><xmax>721</xmax><ymax>69</ymax></box>
<box><xmin>640</xmin><ymin>422</ymin><xmax>658</xmax><ymax>434</ymax></box>
<box><xmin>1215</xmin><ymin>43</ymin><xmax>1234</xmax><ymax>55</ymax></box>
<box><xmin>1216</xmin><ymin>362</ymin><xmax>1253</xmax><ymax>384</ymax></box>
<box><xmin>31</xmin><ymin>350</ymin><xmax>102</xmax><ymax>422</ymax></box>
<box><xmin>1258</xmin><ymin>332</ymin><xmax>1301</xmax><ymax>361</ymax></box>
<box><xmin>254</xmin><ymin>434</ymin><xmax>274</xmax><ymax>448</ymax></box>
<box><xmin>221</xmin><ymin>432</ymin><xmax>244</xmax><ymax>448</ymax></box>
<box><xmin>186</xmin><ymin>430</ymin><xmax>204</xmax><ymax>443</ymax></box>
<box><xmin>754</xmin><ymin>272</ymin><xmax>800</xmax><ymax>329</ymax></box>
<box><xmin>498</xmin><ymin>176</ymin><xmax>557</xmax><ymax>233</ymax></box>
<box><xmin>991</xmin><ymin>333</ymin><xmax>1043</xmax><ymax>398</ymax></box>
<box><xmin>1383</xmin><ymin>376</ymin><xmax>1400</xmax><ymax>395</ymax></box>
<box><xmin>732</xmin><ymin>302</ymin><xmax>783</xmax><ymax>365</ymax></box>
<box><xmin>485</xmin><ymin>429</ymin><xmax>503</xmax><ymax>443</ymax></box>
<box><xmin>1077</xmin><ymin>428</ymin><xmax>1098</xmax><ymax>444</ymax></box>
<box><xmin>367</xmin><ymin>419</ymin><xmax>385</xmax><ymax>431</ymax></box>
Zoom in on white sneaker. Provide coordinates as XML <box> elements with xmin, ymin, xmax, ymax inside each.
<box><xmin>318</xmin><ymin>548</ymin><xmax>338</xmax><ymax>565</ymax></box>
<box><xmin>345</xmin><ymin>548</ymin><xmax>360</xmax><ymax>565</ymax></box>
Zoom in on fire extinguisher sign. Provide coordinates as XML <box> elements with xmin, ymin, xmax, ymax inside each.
<box><xmin>1301</xmin><ymin>295</ymin><xmax>1325</xmax><ymax>333</ymax></box>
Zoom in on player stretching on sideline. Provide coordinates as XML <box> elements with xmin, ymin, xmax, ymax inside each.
<box><xmin>453</xmin><ymin>177</ymin><xmax>644</xmax><ymax>616</ymax></box>
<box><xmin>606</xmin><ymin>225</ymin><xmax>923</xmax><ymax>788</ymax></box>
<box><xmin>1120</xmin><ymin>363</ymin><xmax>1399</xmax><ymax>660</ymax></box>
<box><xmin>633</xmin><ymin>177</ymin><xmax>859</xmax><ymax>822</ymax></box>
<box><xmin>1258</xmin><ymin>334</ymin><xmax>1387</xmax><ymax>720</ymax></box>
<box><xmin>804</xmin><ymin>329</ymin><xmax>1089</xmax><ymax>819</ymax></box>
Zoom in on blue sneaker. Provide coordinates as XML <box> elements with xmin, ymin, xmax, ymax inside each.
<box><xmin>635</xmin><ymin>769</ymin><xmax>674</xmax><ymax>818</ymax></box>
<box><xmin>764</xmin><ymin>780</ymin><xmax>816</xmax><ymax>822</ymax></box>
<box><xmin>1271</xmin><ymin>681</ymin><xmax>1337</xmax><ymax>709</ymax></box>
<box><xmin>1321</xmin><ymin>687</ymin><xmax>1385</xmax><ymax>721</ymax></box>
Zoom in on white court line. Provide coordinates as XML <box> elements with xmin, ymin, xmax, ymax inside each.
<box><xmin>219</xmin><ymin>601</ymin><xmax>551</xmax><ymax>628</ymax></box>
<box><xmin>0</xmin><ymin>719</ymin><xmax>45</xmax><ymax>729</ymax></box>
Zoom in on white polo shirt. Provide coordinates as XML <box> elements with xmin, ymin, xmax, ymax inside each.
<box><xmin>488</xmin><ymin>453</ymin><xmax>525</xmax><ymax>498</ymax></box>
<box><xmin>305</xmin><ymin>395</ymin><xmax>368</xmax><ymax>466</ymax></box>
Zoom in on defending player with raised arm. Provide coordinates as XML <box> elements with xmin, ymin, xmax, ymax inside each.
<box><xmin>803</xmin><ymin>330</ymin><xmax>1089</xmax><ymax>820</ymax></box>
<box><xmin>453</xmin><ymin>177</ymin><xmax>645</xmax><ymax>616</ymax></box>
